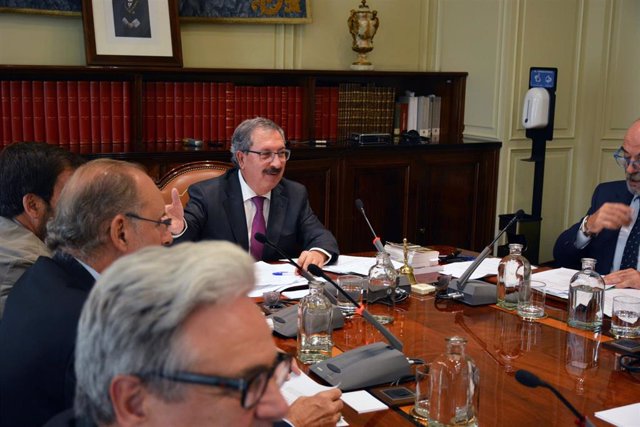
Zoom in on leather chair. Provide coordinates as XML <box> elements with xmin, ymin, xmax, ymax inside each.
<box><xmin>158</xmin><ymin>161</ymin><xmax>233</xmax><ymax>206</ymax></box>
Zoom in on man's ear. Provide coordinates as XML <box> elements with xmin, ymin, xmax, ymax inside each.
<box><xmin>236</xmin><ymin>151</ymin><xmax>245</xmax><ymax>169</ymax></box>
<box><xmin>21</xmin><ymin>193</ymin><xmax>47</xmax><ymax>221</ymax></box>
<box><xmin>110</xmin><ymin>375</ymin><xmax>148</xmax><ymax>426</ymax></box>
<box><xmin>109</xmin><ymin>214</ymin><xmax>129</xmax><ymax>253</ymax></box>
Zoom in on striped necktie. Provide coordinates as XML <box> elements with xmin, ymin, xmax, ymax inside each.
<box><xmin>620</xmin><ymin>197</ymin><xmax>640</xmax><ymax>270</ymax></box>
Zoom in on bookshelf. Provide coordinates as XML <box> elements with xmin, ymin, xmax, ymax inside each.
<box><xmin>0</xmin><ymin>65</ymin><xmax>466</xmax><ymax>152</ymax></box>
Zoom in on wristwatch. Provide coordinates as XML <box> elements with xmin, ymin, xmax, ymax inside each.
<box><xmin>579</xmin><ymin>215</ymin><xmax>595</xmax><ymax>237</ymax></box>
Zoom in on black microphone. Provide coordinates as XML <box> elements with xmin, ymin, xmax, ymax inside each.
<box><xmin>515</xmin><ymin>369</ymin><xmax>594</xmax><ymax>427</ymax></box>
<box><xmin>444</xmin><ymin>209</ymin><xmax>525</xmax><ymax>306</ymax></box>
<box><xmin>355</xmin><ymin>199</ymin><xmax>386</xmax><ymax>253</ymax></box>
<box><xmin>308</xmin><ymin>264</ymin><xmax>403</xmax><ymax>351</ymax></box>
<box><xmin>254</xmin><ymin>233</ymin><xmax>315</xmax><ymax>283</ymax></box>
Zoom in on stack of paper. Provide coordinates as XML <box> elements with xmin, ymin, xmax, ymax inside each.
<box><xmin>530</xmin><ymin>268</ymin><xmax>578</xmax><ymax>299</ymax></box>
<box><xmin>441</xmin><ymin>258</ymin><xmax>501</xmax><ymax>280</ymax></box>
<box><xmin>323</xmin><ymin>255</ymin><xmax>402</xmax><ymax>277</ymax></box>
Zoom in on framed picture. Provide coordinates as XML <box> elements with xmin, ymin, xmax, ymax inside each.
<box><xmin>82</xmin><ymin>0</ymin><xmax>182</xmax><ymax>67</ymax></box>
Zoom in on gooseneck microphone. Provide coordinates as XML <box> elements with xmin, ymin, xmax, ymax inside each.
<box><xmin>515</xmin><ymin>369</ymin><xmax>594</xmax><ymax>427</ymax></box>
<box><xmin>355</xmin><ymin>199</ymin><xmax>386</xmax><ymax>253</ymax></box>
<box><xmin>254</xmin><ymin>232</ymin><xmax>315</xmax><ymax>283</ymax></box>
<box><xmin>444</xmin><ymin>209</ymin><xmax>525</xmax><ymax>306</ymax></box>
<box><xmin>308</xmin><ymin>264</ymin><xmax>403</xmax><ymax>351</ymax></box>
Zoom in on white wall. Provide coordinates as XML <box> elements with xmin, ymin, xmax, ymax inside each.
<box><xmin>2</xmin><ymin>0</ymin><xmax>638</xmax><ymax>262</ymax></box>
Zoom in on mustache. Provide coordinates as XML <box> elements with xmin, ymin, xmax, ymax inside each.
<box><xmin>627</xmin><ymin>171</ymin><xmax>640</xmax><ymax>182</ymax></box>
<box><xmin>263</xmin><ymin>167</ymin><xmax>282</xmax><ymax>175</ymax></box>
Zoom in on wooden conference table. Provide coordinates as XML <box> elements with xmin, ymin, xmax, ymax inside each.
<box><xmin>272</xmin><ymin>258</ymin><xmax>640</xmax><ymax>426</ymax></box>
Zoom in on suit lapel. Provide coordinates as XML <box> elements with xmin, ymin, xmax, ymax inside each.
<box><xmin>223</xmin><ymin>169</ymin><xmax>250</xmax><ymax>250</ymax></box>
<box><xmin>266</xmin><ymin>183</ymin><xmax>288</xmax><ymax>259</ymax></box>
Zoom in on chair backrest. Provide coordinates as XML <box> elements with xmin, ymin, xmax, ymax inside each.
<box><xmin>158</xmin><ymin>161</ymin><xmax>233</xmax><ymax>206</ymax></box>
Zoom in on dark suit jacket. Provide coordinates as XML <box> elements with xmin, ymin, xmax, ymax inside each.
<box><xmin>176</xmin><ymin>168</ymin><xmax>339</xmax><ymax>263</ymax></box>
<box><xmin>0</xmin><ymin>254</ymin><xmax>95</xmax><ymax>427</ymax></box>
<box><xmin>553</xmin><ymin>180</ymin><xmax>633</xmax><ymax>275</ymax></box>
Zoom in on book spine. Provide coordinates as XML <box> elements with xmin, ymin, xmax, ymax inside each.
<box><xmin>238</xmin><ymin>86</ymin><xmax>247</xmax><ymax>123</ymax></box>
<box><xmin>165</xmin><ymin>81</ymin><xmax>175</xmax><ymax>144</ymax></box>
<box><xmin>122</xmin><ymin>81</ymin><xmax>131</xmax><ymax>152</ymax></box>
<box><xmin>143</xmin><ymin>82</ymin><xmax>155</xmax><ymax>144</ymax></box>
<box><xmin>0</xmin><ymin>81</ymin><xmax>11</xmax><ymax>146</ymax></box>
<box><xmin>233</xmin><ymin>86</ymin><xmax>241</xmax><ymax>133</ymax></box>
<box><xmin>111</xmin><ymin>81</ymin><xmax>124</xmax><ymax>152</ymax></box>
<box><xmin>224</xmin><ymin>82</ymin><xmax>235</xmax><ymax>146</ymax></box>
<box><xmin>56</xmin><ymin>81</ymin><xmax>69</xmax><ymax>149</ymax></box>
<box><xmin>173</xmin><ymin>82</ymin><xmax>183</xmax><ymax>142</ymax></box>
<box><xmin>202</xmin><ymin>82</ymin><xmax>211</xmax><ymax>143</ymax></box>
<box><xmin>321</xmin><ymin>87</ymin><xmax>330</xmax><ymax>140</ymax></box>
<box><xmin>286</xmin><ymin>87</ymin><xmax>295</xmax><ymax>141</ymax></box>
<box><xmin>314</xmin><ymin>87</ymin><xmax>323</xmax><ymax>140</ymax></box>
<box><xmin>294</xmin><ymin>86</ymin><xmax>302</xmax><ymax>141</ymax></box>
<box><xmin>43</xmin><ymin>81</ymin><xmax>59</xmax><ymax>146</ymax></box>
<box><xmin>99</xmin><ymin>81</ymin><xmax>112</xmax><ymax>153</ymax></box>
<box><xmin>245</xmin><ymin>86</ymin><xmax>254</xmax><ymax>122</ymax></box>
<box><xmin>10</xmin><ymin>81</ymin><xmax>23</xmax><ymax>143</ymax></box>
<box><xmin>274</xmin><ymin>86</ymin><xmax>282</xmax><ymax>128</ymax></box>
<box><xmin>77</xmin><ymin>81</ymin><xmax>91</xmax><ymax>153</ymax></box>
<box><xmin>89</xmin><ymin>81</ymin><xmax>100</xmax><ymax>152</ymax></box>
<box><xmin>32</xmin><ymin>81</ymin><xmax>45</xmax><ymax>143</ymax></box>
<box><xmin>155</xmin><ymin>82</ymin><xmax>166</xmax><ymax>145</ymax></box>
<box><xmin>21</xmin><ymin>81</ymin><xmax>34</xmax><ymax>142</ymax></box>
<box><xmin>183</xmin><ymin>81</ymin><xmax>194</xmax><ymax>139</ymax></box>
<box><xmin>280</xmin><ymin>86</ymin><xmax>288</xmax><ymax>138</ymax></box>
<box><xmin>329</xmin><ymin>87</ymin><xmax>338</xmax><ymax>142</ymax></box>
<box><xmin>210</xmin><ymin>82</ymin><xmax>218</xmax><ymax>144</ymax></box>
<box><xmin>193</xmin><ymin>81</ymin><xmax>203</xmax><ymax>140</ymax></box>
<box><xmin>67</xmin><ymin>81</ymin><xmax>79</xmax><ymax>151</ymax></box>
<box><xmin>217</xmin><ymin>83</ymin><xmax>225</xmax><ymax>144</ymax></box>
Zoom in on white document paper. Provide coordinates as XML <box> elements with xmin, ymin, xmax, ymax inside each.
<box><xmin>603</xmin><ymin>288</ymin><xmax>640</xmax><ymax>317</ymax></box>
<box><xmin>341</xmin><ymin>390</ymin><xmax>388</xmax><ymax>414</ymax></box>
<box><xmin>531</xmin><ymin>267</ymin><xmax>579</xmax><ymax>299</ymax></box>
<box><xmin>280</xmin><ymin>371</ymin><xmax>348</xmax><ymax>426</ymax></box>
<box><xmin>323</xmin><ymin>255</ymin><xmax>402</xmax><ymax>276</ymax></box>
<box><xmin>595</xmin><ymin>402</ymin><xmax>640</xmax><ymax>426</ymax></box>
<box><xmin>441</xmin><ymin>257</ymin><xmax>501</xmax><ymax>280</ymax></box>
<box><xmin>248</xmin><ymin>261</ymin><xmax>308</xmax><ymax>297</ymax></box>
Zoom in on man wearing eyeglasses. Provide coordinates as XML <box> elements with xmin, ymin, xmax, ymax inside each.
<box><xmin>0</xmin><ymin>159</ymin><xmax>174</xmax><ymax>427</ymax></box>
<box><xmin>554</xmin><ymin>119</ymin><xmax>640</xmax><ymax>289</ymax></box>
<box><xmin>167</xmin><ymin>117</ymin><xmax>339</xmax><ymax>271</ymax></box>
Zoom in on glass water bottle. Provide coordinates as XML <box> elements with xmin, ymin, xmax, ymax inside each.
<box><xmin>367</xmin><ymin>251</ymin><xmax>398</xmax><ymax>325</ymax></box>
<box><xmin>297</xmin><ymin>281</ymin><xmax>334</xmax><ymax>364</ymax></box>
<box><xmin>497</xmin><ymin>243</ymin><xmax>531</xmax><ymax>310</ymax></box>
<box><xmin>567</xmin><ymin>258</ymin><xmax>604</xmax><ymax>331</ymax></box>
<box><xmin>428</xmin><ymin>336</ymin><xmax>479</xmax><ymax>427</ymax></box>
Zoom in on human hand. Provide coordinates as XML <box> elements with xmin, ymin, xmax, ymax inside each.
<box><xmin>586</xmin><ymin>203</ymin><xmax>633</xmax><ymax>234</ymax></box>
<box><xmin>287</xmin><ymin>388</ymin><xmax>343</xmax><ymax>427</ymax></box>
<box><xmin>604</xmin><ymin>268</ymin><xmax>640</xmax><ymax>289</ymax></box>
<box><xmin>165</xmin><ymin>188</ymin><xmax>185</xmax><ymax>235</ymax></box>
<box><xmin>297</xmin><ymin>250</ymin><xmax>328</xmax><ymax>273</ymax></box>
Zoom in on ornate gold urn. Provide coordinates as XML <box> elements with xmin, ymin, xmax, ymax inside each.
<box><xmin>347</xmin><ymin>0</ymin><xmax>379</xmax><ymax>70</ymax></box>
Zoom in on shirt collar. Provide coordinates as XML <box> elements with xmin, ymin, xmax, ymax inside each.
<box><xmin>238</xmin><ymin>170</ymin><xmax>271</xmax><ymax>203</ymax></box>
<box><xmin>75</xmin><ymin>258</ymin><xmax>101</xmax><ymax>281</ymax></box>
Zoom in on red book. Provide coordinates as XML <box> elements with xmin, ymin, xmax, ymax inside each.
<box><xmin>21</xmin><ymin>81</ymin><xmax>34</xmax><ymax>142</ymax></box>
<box><xmin>183</xmin><ymin>82</ymin><xmax>194</xmax><ymax>139</ymax></box>
<box><xmin>287</xmin><ymin>87</ymin><xmax>296</xmax><ymax>141</ymax></box>
<box><xmin>110</xmin><ymin>81</ymin><xmax>124</xmax><ymax>152</ymax></box>
<box><xmin>9</xmin><ymin>81</ymin><xmax>23</xmax><ymax>143</ymax></box>
<box><xmin>209</xmin><ymin>83</ymin><xmax>218</xmax><ymax>144</ymax></box>
<box><xmin>314</xmin><ymin>87</ymin><xmax>323</xmax><ymax>140</ymax></box>
<box><xmin>245</xmin><ymin>86</ymin><xmax>254</xmax><ymax>121</ymax></box>
<box><xmin>224</xmin><ymin>82</ymin><xmax>235</xmax><ymax>145</ymax></box>
<box><xmin>122</xmin><ymin>81</ymin><xmax>131</xmax><ymax>151</ymax></box>
<box><xmin>280</xmin><ymin>86</ymin><xmax>288</xmax><ymax>137</ymax></box>
<box><xmin>99</xmin><ymin>81</ymin><xmax>112</xmax><ymax>152</ymax></box>
<box><xmin>43</xmin><ymin>81</ymin><xmax>59</xmax><ymax>146</ymax></box>
<box><xmin>143</xmin><ymin>82</ymin><xmax>156</xmax><ymax>144</ymax></box>
<box><xmin>1</xmin><ymin>81</ymin><xmax>11</xmax><ymax>146</ymax></box>
<box><xmin>329</xmin><ymin>87</ymin><xmax>338</xmax><ymax>142</ymax></box>
<box><xmin>233</xmin><ymin>86</ymin><xmax>241</xmax><ymax>130</ymax></box>
<box><xmin>77</xmin><ymin>81</ymin><xmax>91</xmax><ymax>151</ymax></box>
<box><xmin>165</xmin><ymin>82</ymin><xmax>175</xmax><ymax>143</ymax></box>
<box><xmin>56</xmin><ymin>81</ymin><xmax>69</xmax><ymax>148</ymax></box>
<box><xmin>294</xmin><ymin>87</ymin><xmax>302</xmax><ymax>141</ymax></box>
<box><xmin>173</xmin><ymin>82</ymin><xmax>183</xmax><ymax>141</ymax></box>
<box><xmin>274</xmin><ymin>86</ymin><xmax>282</xmax><ymax>128</ymax></box>
<box><xmin>193</xmin><ymin>81</ymin><xmax>203</xmax><ymax>140</ymax></box>
<box><xmin>67</xmin><ymin>81</ymin><xmax>79</xmax><ymax>150</ymax></box>
<box><xmin>254</xmin><ymin>86</ymin><xmax>262</xmax><ymax>118</ymax></box>
<box><xmin>155</xmin><ymin>82</ymin><xmax>166</xmax><ymax>144</ymax></box>
<box><xmin>32</xmin><ymin>81</ymin><xmax>46</xmax><ymax>143</ymax></box>
<box><xmin>89</xmin><ymin>81</ymin><xmax>100</xmax><ymax>152</ymax></box>
<box><xmin>217</xmin><ymin>83</ymin><xmax>225</xmax><ymax>143</ymax></box>
<box><xmin>202</xmin><ymin>82</ymin><xmax>211</xmax><ymax>142</ymax></box>
<box><xmin>265</xmin><ymin>86</ymin><xmax>273</xmax><ymax>119</ymax></box>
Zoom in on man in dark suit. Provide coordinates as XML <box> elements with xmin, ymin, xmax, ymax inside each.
<box><xmin>554</xmin><ymin>119</ymin><xmax>640</xmax><ymax>289</ymax></box>
<box><xmin>0</xmin><ymin>159</ymin><xmax>173</xmax><ymax>427</ymax></box>
<box><xmin>167</xmin><ymin>117</ymin><xmax>339</xmax><ymax>271</ymax></box>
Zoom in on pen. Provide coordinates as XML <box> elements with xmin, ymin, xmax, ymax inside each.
<box><xmin>272</xmin><ymin>271</ymin><xmax>289</xmax><ymax>276</ymax></box>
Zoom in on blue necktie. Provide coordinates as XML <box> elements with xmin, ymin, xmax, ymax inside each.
<box><xmin>620</xmin><ymin>198</ymin><xmax>640</xmax><ymax>270</ymax></box>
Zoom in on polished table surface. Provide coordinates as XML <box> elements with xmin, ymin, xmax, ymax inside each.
<box><xmin>273</xmin><ymin>275</ymin><xmax>640</xmax><ymax>426</ymax></box>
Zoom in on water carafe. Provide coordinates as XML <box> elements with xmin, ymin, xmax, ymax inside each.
<box><xmin>497</xmin><ymin>243</ymin><xmax>531</xmax><ymax>310</ymax></box>
<box><xmin>567</xmin><ymin>258</ymin><xmax>604</xmax><ymax>331</ymax></box>
<box><xmin>297</xmin><ymin>281</ymin><xmax>334</xmax><ymax>364</ymax></box>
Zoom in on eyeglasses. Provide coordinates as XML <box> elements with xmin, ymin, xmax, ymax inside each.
<box><xmin>613</xmin><ymin>147</ymin><xmax>640</xmax><ymax>171</ymax></box>
<box><xmin>125</xmin><ymin>212</ymin><xmax>172</xmax><ymax>228</ymax></box>
<box><xmin>244</xmin><ymin>149</ymin><xmax>291</xmax><ymax>162</ymax></box>
<box><xmin>136</xmin><ymin>352</ymin><xmax>291</xmax><ymax>409</ymax></box>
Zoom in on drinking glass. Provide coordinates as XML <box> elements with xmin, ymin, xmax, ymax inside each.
<box><xmin>517</xmin><ymin>280</ymin><xmax>546</xmax><ymax>320</ymax></box>
<box><xmin>611</xmin><ymin>295</ymin><xmax>640</xmax><ymax>338</ymax></box>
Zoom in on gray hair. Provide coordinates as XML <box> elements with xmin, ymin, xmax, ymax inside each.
<box><xmin>45</xmin><ymin>159</ymin><xmax>144</xmax><ymax>259</ymax></box>
<box><xmin>230</xmin><ymin>117</ymin><xmax>285</xmax><ymax>166</ymax></box>
<box><xmin>74</xmin><ymin>241</ymin><xmax>256</xmax><ymax>424</ymax></box>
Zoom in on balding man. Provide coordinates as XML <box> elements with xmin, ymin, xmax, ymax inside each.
<box><xmin>0</xmin><ymin>142</ymin><xmax>83</xmax><ymax>318</ymax></box>
<box><xmin>0</xmin><ymin>159</ymin><xmax>173</xmax><ymax>427</ymax></box>
<box><xmin>554</xmin><ymin>119</ymin><xmax>640</xmax><ymax>289</ymax></box>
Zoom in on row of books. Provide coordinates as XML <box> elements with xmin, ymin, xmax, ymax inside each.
<box><xmin>395</xmin><ymin>92</ymin><xmax>442</xmax><ymax>143</ymax></box>
<box><xmin>337</xmin><ymin>83</ymin><xmax>396</xmax><ymax>141</ymax></box>
<box><xmin>0</xmin><ymin>80</ymin><xmax>131</xmax><ymax>153</ymax></box>
<box><xmin>142</xmin><ymin>82</ymin><xmax>304</xmax><ymax>147</ymax></box>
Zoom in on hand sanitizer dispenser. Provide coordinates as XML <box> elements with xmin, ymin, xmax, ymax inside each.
<box><xmin>522</xmin><ymin>88</ymin><xmax>550</xmax><ymax>129</ymax></box>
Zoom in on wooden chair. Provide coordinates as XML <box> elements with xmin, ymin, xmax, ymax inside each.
<box><xmin>158</xmin><ymin>161</ymin><xmax>233</xmax><ymax>206</ymax></box>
